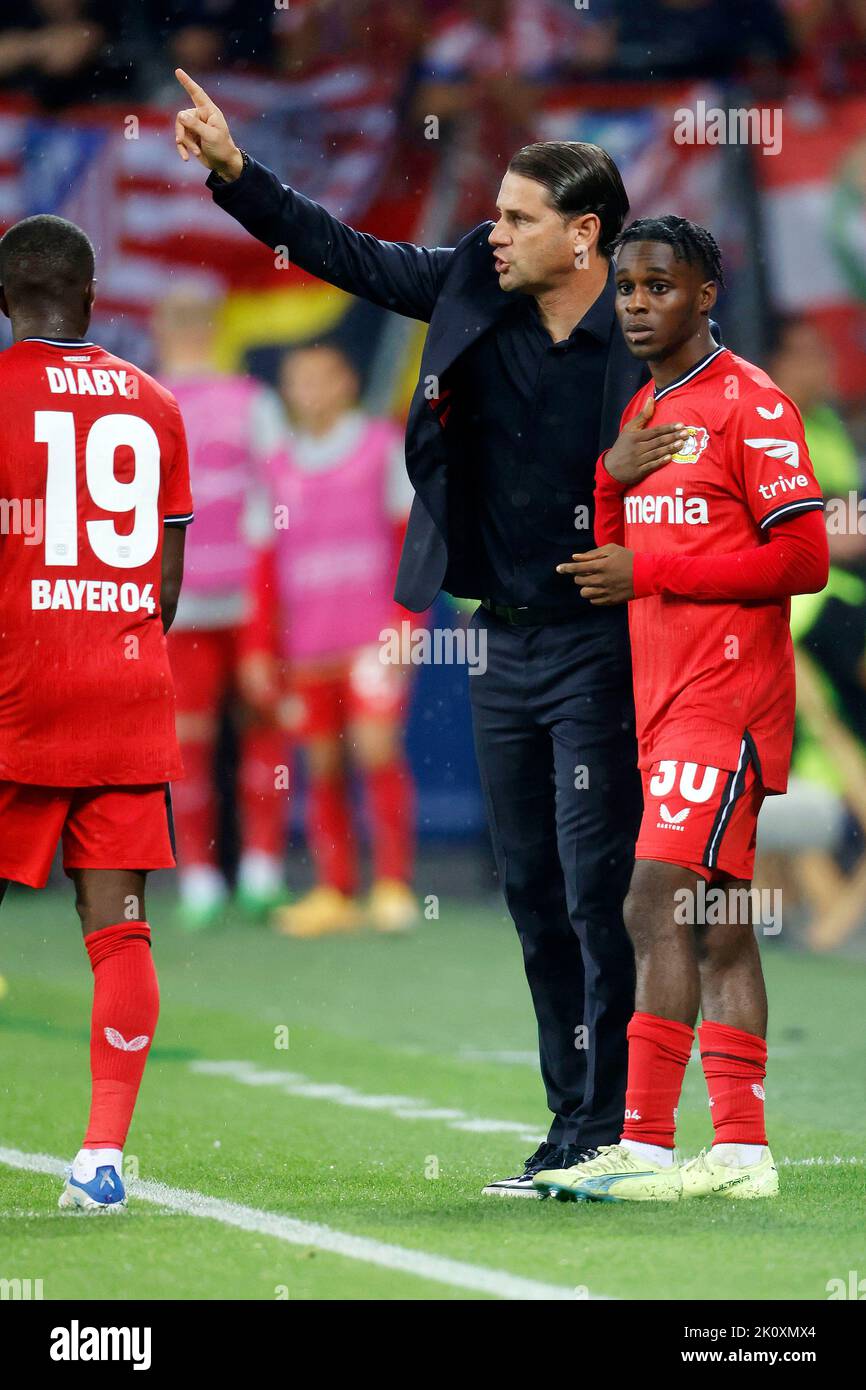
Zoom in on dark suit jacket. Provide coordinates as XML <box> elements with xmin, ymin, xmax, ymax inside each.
<box><xmin>208</xmin><ymin>157</ymin><xmax>654</xmax><ymax>612</ymax></box>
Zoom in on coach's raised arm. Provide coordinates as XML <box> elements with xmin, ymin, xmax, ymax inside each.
<box><xmin>174</xmin><ymin>69</ymin><xmax>450</xmax><ymax>322</ymax></box>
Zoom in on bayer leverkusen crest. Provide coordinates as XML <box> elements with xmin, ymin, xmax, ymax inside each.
<box><xmin>670</xmin><ymin>426</ymin><xmax>709</xmax><ymax>464</ymax></box>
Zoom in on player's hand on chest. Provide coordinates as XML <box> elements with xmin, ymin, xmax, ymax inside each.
<box><xmin>625</xmin><ymin>412</ymin><xmax>738</xmax><ymax>535</ymax></box>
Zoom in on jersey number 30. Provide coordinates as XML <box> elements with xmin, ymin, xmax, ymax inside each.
<box><xmin>36</xmin><ymin>410</ymin><xmax>160</xmax><ymax>569</ymax></box>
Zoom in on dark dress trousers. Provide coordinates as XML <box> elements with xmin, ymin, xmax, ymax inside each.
<box><xmin>208</xmin><ymin>156</ymin><xmax>647</xmax><ymax>1147</ymax></box>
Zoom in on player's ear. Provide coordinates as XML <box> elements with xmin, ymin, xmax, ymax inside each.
<box><xmin>699</xmin><ymin>280</ymin><xmax>717</xmax><ymax>313</ymax></box>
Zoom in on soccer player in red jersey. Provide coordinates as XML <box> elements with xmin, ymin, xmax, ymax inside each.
<box><xmin>536</xmin><ymin>216</ymin><xmax>829</xmax><ymax>1201</ymax></box>
<box><xmin>0</xmin><ymin>214</ymin><xmax>193</xmax><ymax>1211</ymax></box>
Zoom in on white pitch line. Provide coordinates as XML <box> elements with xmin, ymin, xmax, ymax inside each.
<box><xmin>0</xmin><ymin>1146</ymin><xmax>594</xmax><ymax>1302</ymax></box>
<box><xmin>189</xmin><ymin>1062</ymin><xmax>866</xmax><ymax>1166</ymax></box>
<box><xmin>779</xmin><ymin>1156</ymin><xmax>865</xmax><ymax>1167</ymax></box>
<box><xmin>190</xmin><ymin>1059</ymin><xmax>543</xmax><ymax>1145</ymax></box>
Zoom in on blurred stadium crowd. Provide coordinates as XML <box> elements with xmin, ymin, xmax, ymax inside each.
<box><xmin>4</xmin><ymin>1</ymin><xmax>866</xmax><ymax>107</ymax></box>
<box><xmin>2</xmin><ymin>1</ymin><xmax>866</xmax><ymax>944</ymax></box>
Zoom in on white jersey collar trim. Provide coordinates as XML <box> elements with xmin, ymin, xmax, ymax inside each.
<box><xmin>22</xmin><ymin>337</ymin><xmax>97</xmax><ymax>348</ymax></box>
<box><xmin>653</xmin><ymin>345</ymin><xmax>726</xmax><ymax>403</ymax></box>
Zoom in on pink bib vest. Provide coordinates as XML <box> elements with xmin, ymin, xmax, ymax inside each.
<box><xmin>269</xmin><ymin>418</ymin><xmax>399</xmax><ymax>663</ymax></box>
<box><xmin>163</xmin><ymin>374</ymin><xmax>264</xmax><ymax>597</ymax></box>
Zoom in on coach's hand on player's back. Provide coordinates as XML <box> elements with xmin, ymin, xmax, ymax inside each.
<box><xmin>603</xmin><ymin>396</ymin><xmax>689</xmax><ymax>488</ymax></box>
<box><xmin>175</xmin><ymin>68</ymin><xmax>244</xmax><ymax>182</ymax></box>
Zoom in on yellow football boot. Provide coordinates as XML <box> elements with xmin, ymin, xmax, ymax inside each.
<box><xmin>273</xmin><ymin>885</ymin><xmax>363</xmax><ymax>939</ymax></box>
<box><xmin>534</xmin><ymin>1142</ymin><xmax>683</xmax><ymax>1202</ymax></box>
<box><xmin>367</xmin><ymin>879</ymin><xmax>419</xmax><ymax>934</ymax></box>
<box><xmin>681</xmin><ymin>1147</ymin><xmax>779</xmax><ymax>1199</ymax></box>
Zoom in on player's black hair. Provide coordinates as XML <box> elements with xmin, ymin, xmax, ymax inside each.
<box><xmin>0</xmin><ymin>214</ymin><xmax>95</xmax><ymax>304</ymax></box>
<box><xmin>507</xmin><ymin>141</ymin><xmax>630</xmax><ymax>257</ymax></box>
<box><xmin>613</xmin><ymin>215</ymin><xmax>726</xmax><ymax>287</ymax></box>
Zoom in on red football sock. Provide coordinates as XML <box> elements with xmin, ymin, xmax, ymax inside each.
<box><xmin>171</xmin><ymin>735</ymin><xmax>218</xmax><ymax>869</ymax></box>
<box><xmin>83</xmin><ymin>922</ymin><xmax>159</xmax><ymax>1149</ymax></box>
<box><xmin>698</xmin><ymin>1019</ymin><xmax>768</xmax><ymax>1146</ymax></box>
<box><xmin>621</xmin><ymin>1011</ymin><xmax>695</xmax><ymax>1148</ymax></box>
<box><xmin>239</xmin><ymin>723</ymin><xmax>287</xmax><ymax>858</ymax></box>
<box><xmin>364</xmin><ymin>758</ymin><xmax>414</xmax><ymax>883</ymax></box>
<box><xmin>307</xmin><ymin>774</ymin><xmax>357</xmax><ymax>894</ymax></box>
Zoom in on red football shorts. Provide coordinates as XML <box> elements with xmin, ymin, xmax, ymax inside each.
<box><xmin>0</xmin><ymin>782</ymin><xmax>176</xmax><ymax>889</ymax></box>
<box><xmin>279</xmin><ymin>646</ymin><xmax>408</xmax><ymax>739</ymax></box>
<box><xmin>636</xmin><ymin>754</ymin><xmax>766</xmax><ymax>882</ymax></box>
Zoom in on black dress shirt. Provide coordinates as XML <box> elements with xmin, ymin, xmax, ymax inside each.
<box><xmin>450</xmin><ymin>264</ymin><xmax>615</xmax><ymax>611</ymax></box>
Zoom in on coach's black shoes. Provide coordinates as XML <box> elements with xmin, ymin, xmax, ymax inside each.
<box><xmin>482</xmin><ymin>1141</ymin><xmax>559</xmax><ymax>1198</ymax></box>
<box><xmin>481</xmin><ymin>1142</ymin><xmax>598</xmax><ymax>1198</ymax></box>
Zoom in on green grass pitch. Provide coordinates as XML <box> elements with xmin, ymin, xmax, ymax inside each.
<box><xmin>1</xmin><ymin>886</ymin><xmax>863</xmax><ymax>1301</ymax></box>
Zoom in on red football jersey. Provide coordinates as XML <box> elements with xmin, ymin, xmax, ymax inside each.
<box><xmin>615</xmin><ymin>346</ymin><xmax>823</xmax><ymax>794</ymax></box>
<box><xmin>0</xmin><ymin>337</ymin><xmax>194</xmax><ymax>785</ymax></box>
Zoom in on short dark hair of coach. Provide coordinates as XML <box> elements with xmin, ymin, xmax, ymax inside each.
<box><xmin>174</xmin><ymin>71</ymin><xmax>648</xmax><ymax>612</ymax></box>
<box><xmin>497</xmin><ymin>140</ymin><xmax>630</xmax><ymax>264</ymax></box>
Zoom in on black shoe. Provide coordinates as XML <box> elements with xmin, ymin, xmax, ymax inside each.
<box><xmin>526</xmin><ymin>1143</ymin><xmax>600</xmax><ymax>1200</ymax></box>
<box><xmin>556</xmin><ymin>1143</ymin><xmax>600</xmax><ymax>1170</ymax></box>
<box><xmin>481</xmin><ymin>1141</ymin><xmax>563</xmax><ymax>1198</ymax></box>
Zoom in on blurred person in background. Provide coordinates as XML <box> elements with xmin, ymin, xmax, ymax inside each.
<box><xmin>413</xmin><ymin>0</ymin><xmax>615</xmax><ymax>226</ymax></box>
<box><xmin>768</xmin><ymin>316</ymin><xmax>866</xmax><ymax>776</ymax></box>
<box><xmin>769</xmin><ymin>316</ymin><xmax>866</xmax><ymax>577</ymax></box>
<box><xmin>758</xmin><ymin>316</ymin><xmax>866</xmax><ymax>874</ymax></box>
<box><xmin>253</xmin><ymin>343</ymin><xmax>419</xmax><ymax>939</ymax></box>
<box><xmin>781</xmin><ymin>0</ymin><xmax>866</xmax><ymax>95</ymax></box>
<box><xmin>147</xmin><ymin>0</ymin><xmax>274</xmax><ymax>77</ymax></box>
<box><xmin>272</xmin><ymin>0</ymin><xmax>424</xmax><ymax>79</ymax></box>
<box><xmin>609</xmin><ymin>0</ymin><xmax>791</xmax><ymax>80</ymax></box>
<box><xmin>153</xmin><ymin>288</ymin><xmax>287</xmax><ymax>928</ymax></box>
<box><xmin>0</xmin><ymin>0</ymin><xmax>125</xmax><ymax>108</ymax></box>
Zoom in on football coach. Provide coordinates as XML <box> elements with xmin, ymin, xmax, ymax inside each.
<box><xmin>175</xmin><ymin>68</ymin><xmax>662</xmax><ymax>1195</ymax></box>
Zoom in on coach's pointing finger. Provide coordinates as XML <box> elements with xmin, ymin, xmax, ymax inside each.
<box><xmin>174</xmin><ymin>68</ymin><xmax>244</xmax><ymax>181</ymax></box>
<box><xmin>175</xmin><ymin>68</ymin><xmax>214</xmax><ymax>113</ymax></box>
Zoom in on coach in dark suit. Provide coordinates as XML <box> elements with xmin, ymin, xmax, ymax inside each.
<box><xmin>175</xmin><ymin>70</ymin><xmax>650</xmax><ymax>1193</ymax></box>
